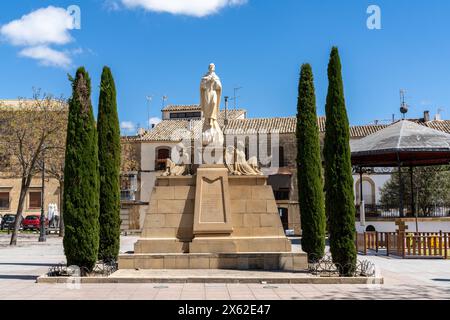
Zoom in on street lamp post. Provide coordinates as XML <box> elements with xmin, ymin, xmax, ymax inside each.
<box><xmin>39</xmin><ymin>145</ymin><xmax>46</xmax><ymax>242</ymax></box>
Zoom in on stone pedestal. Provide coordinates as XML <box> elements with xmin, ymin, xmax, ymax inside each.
<box><xmin>119</xmin><ymin>169</ymin><xmax>307</xmax><ymax>271</ymax></box>
<box><xmin>193</xmin><ymin>165</ymin><xmax>233</xmax><ymax>235</ymax></box>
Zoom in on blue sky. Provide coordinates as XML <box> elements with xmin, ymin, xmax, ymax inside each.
<box><xmin>1</xmin><ymin>1</ymin><xmax>450</xmax><ymax>133</ymax></box>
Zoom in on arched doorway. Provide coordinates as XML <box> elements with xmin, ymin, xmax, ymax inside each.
<box><xmin>355</xmin><ymin>177</ymin><xmax>376</xmax><ymax>206</ymax></box>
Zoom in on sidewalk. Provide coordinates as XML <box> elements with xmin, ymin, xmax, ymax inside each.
<box><xmin>0</xmin><ymin>234</ymin><xmax>449</xmax><ymax>300</ymax></box>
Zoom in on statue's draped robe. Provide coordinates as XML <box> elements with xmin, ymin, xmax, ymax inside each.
<box><xmin>225</xmin><ymin>146</ymin><xmax>263</xmax><ymax>176</ymax></box>
<box><xmin>200</xmin><ymin>72</ymin><xmax>223</xmax><ymax>146</ymax></box>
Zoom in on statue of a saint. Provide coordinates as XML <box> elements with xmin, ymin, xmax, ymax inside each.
<box><xmin>200</xmin><ymin>63</ymin><xmax>224</xmax><ymax>146</ymax></box>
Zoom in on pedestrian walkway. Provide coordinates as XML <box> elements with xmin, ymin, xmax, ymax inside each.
<box><xmin>0</xmin><ymin>234</ymin><xmax>449</xmax><ymax>300</ymax></box>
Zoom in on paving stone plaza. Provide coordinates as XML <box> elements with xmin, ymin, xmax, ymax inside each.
<box><xmin>1</xmin><ymin>234</ymin><xmax>449</xmax><ymax>300</ymax></box>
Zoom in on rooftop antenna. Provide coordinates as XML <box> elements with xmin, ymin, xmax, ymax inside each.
<box><xmin>400</xmin><ymin>89</ymin><xmax>408</xmax><ymax>119</ymax></box>
<box><xmin>229</xmin><ymin>86</ymin><xmax>243</xmax><ymax>110</ymax></box>
<box><xmin>436</xmin><ymin>107</ymin><xmax>444</xmax><ymax>121</ymax></box>
<box><xmin>146</xmin><ymin>95</ymin><xmax>153</xmax><ymax>130</ymax></box>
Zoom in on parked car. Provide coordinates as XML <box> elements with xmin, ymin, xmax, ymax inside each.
<box><xmin>22</xmin><ymin>215</ymin><xmax>48</xmax><ymax>231</ymax></box>
<box><xmin>0</xmin><ymin>214</ymin><xmax>17</xmax><ymax>230</ymax></box>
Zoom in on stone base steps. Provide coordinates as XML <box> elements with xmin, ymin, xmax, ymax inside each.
<box><xmin>118</xmin><ymin>252</ymin><xmax>308</xmax><ymax>272</ymax></box>
<box><xmin>36</xmin><ymin>269</ymin><xmax>384</xmax><ymax>285</ymax></box>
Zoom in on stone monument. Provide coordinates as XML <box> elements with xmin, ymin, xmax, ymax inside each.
<box><xmin>118</xmin><ymin>64</ymin><xmax>307</xmax><ymax>271</ymax></box>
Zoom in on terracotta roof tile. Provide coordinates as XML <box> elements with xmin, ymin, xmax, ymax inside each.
<box><xmin>421</xmin><ymin>121</ymin><xmax>450</xmax><ymax>134</ymax></box>
<box><xmin>137</xmin><ymin>115</ymin><xmax>450</xmax><ymax>142</ymax></box>
<box><xmin>162</xmin><ymin>104</ymin><xmax>201</xmax><ymax>112</ymax></box>
<box><xmin>225</xmin><ymin>117</ymin><xmax>298</xmax><ymax>133</ymax></box>
<box><xmin>349</xmin><ymin>124</ymin><xmax>390</xmax><ymax>138</ymax></box>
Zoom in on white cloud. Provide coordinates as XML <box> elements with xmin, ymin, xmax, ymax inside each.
<box><xmin>149</xmin><ymin>117</ymin><xmax>162</xmax><ymax>127</ymax></box>
<box><xmin>120</xmin><ymin>0</ymin><xmax>247</xmax><ymax>17</ymax></box>
<box><xmin>0</xmin><ymin>6</ymin><xmax>74</xmax><ymax>46</ymax></box>
<box><xmin>19</xmin><ymin>46</ymin><xmax>71</xmax><ymax>68</ymax></box>
<box><xmin>0</xmin><ymin>6</ymin><xmax>79</xmax><ymax>68</ymax></box>
<box><xmin>121</xmin><ymin>121</ymin><xmax>137</xmax><ymax>132</ymax></box>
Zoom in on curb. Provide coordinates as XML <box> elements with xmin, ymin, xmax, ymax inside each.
<box><xmin>36</xmin><ymin>275</ymin><xmax>384</xmax><ymax>285</ymax></box>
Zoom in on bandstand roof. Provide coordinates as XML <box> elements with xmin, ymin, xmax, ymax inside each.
<box><xmin>351</xmin><ymin>120</ymin><xmax>450</xmax><ymax>167</ymax></box>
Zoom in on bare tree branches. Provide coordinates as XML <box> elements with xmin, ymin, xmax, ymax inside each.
<box><xmin>0</xmin><ymin>91</ymin><xmax>68</xmax><ymax>245</ymax></box>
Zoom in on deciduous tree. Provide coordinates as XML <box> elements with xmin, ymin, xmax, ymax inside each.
<box><xmin>0</xmin><ymin>92</ymin><xmax>67</xmax><ymax>245</ymax></box>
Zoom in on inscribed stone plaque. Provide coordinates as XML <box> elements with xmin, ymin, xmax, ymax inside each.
<box><xmin>193</xmin><ymin>166</ymin><xmax>233</xmax><ymax>235</ymax></box>
<box><xmin>200</xmin><ymin>177</ymin><xmax>225</xmax><ymax>223</ymax></box>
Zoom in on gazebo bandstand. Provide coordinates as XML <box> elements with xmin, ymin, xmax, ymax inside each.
<box><xmin>350</xmin><ymin>120</ymin><xmax>450</xmax><ymax>232</ymax></box>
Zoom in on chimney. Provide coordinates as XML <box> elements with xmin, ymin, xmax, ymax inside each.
<box><xmin>424</xmin><ymin>110</ymin><xmax>430</xmax><ymax>122</ymax></box>
<box><xmin>435</xmin><ymin>108</ymin><xmax>443</xmax><ymax>121</ymax></box>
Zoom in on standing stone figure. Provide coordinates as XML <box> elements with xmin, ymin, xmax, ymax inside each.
<box><xmin>200</xmin><ymin>63</ymin><xmax>224</xmax><ymax>147</ymax></box>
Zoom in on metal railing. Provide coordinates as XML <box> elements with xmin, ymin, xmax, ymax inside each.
<box><xmin>356</xmin><ymin>203</ymin><xmax>450</xmax><ymax>219</ymax></box>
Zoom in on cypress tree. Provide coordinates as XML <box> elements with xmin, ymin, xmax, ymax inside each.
<box><xmin>323</xmin><ymin>47</ymin><xmax>357</xmax><ymax>276</ymax></box>
<box><xmin>97</xmin><ymin>66</ymin><xmax>121</xmax><ymax>261</ymax></box>
<box><xmin>63</xmin><ymin>67</ymin><xmax>100</xmax><ymax>272</ymax></box>
<box><xmin>296</xmin><ymin>64</ymin><xmax>326</xmax><ymax>262</ymax></box>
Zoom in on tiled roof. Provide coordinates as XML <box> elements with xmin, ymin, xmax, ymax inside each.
<box><xmin>351</xmin><ymin>120</ymin><xmax>450</xmax><ymax>155</ymax></box>
<box><xmin>162</xmin><ymin>104</ymin><xmax>201</xmax><ymax>112</ymax></box>
<box><xmin>219</xmin><ymin>109</ymin><xmax>246</xmax><ymax>120</ymax></box>
<box><xmin>140</xmin><ymin>119</ymin><xmax>201</xmax><ymax>141</ymax></box>
<box><xmin>140</xmin><ymin>110</ymin><xmax>246</xmax><ymax>141</ymax></box>
<box><xmin>419</xmin><ymin>120</ymin><xmax>450</xmax><ymax>134</ymax></box>
<box><xmin>138</xmin><ymin>114</ymin><xmax>450</xmax><ymax>142</ymax></box>
<box><xmin>225</xmin><ymin>117</ymin><xmax>298</xmax><ymax>133</ymax></box>
<box><xmin>349</xmin><ymin>120</ymin><xmax>450</xmax><ymax>138</ymax></box>
<box><xmin>349</xmin><ymin>124</ymin><xmax>390</xmax><ymax>138</ymax></box>
<box><xmin>140</xmin><ymin>117</ymin><xmax>303</xmax><ymax>141</ymax></box>
<box><xmin>121</xmin><ymin>135</ymin><xmax>141</xmax><ymax>142</ymax></box>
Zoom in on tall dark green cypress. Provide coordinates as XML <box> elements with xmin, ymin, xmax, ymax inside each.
<box><xmin>296</xmin><ymin>64</ymin><xmax>326</xmax><ymax>262</ymax></box>
<box><xmin>63</xmin><ymin>67</ymin><xmax>100</xmax><ymax>271</ymax></box>
<box><xmin>324</xmin><ymin>47</ymin><xmax>357</xmax><ymax>276</ymax></box>
<box><xmin>97</xmin><ymin>66</ymin><xmax>121</xmax><ymax>261</ymax></box>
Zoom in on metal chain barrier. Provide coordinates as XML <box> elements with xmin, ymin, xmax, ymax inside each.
<box><xmin>47</xmin><ymin>260</ymin><xmax>118</xmax><ymax>277</ymax></box>
<box><xmin>308</xmin><ymin>254</ymin><xmax>376</xmax><ymax>277</ymax></box>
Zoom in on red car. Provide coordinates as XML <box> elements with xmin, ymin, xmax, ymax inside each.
<box><xmin>22</xmin><ymin>215</ymin><xmax>48</xmax><ymax>231</ymax></box>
